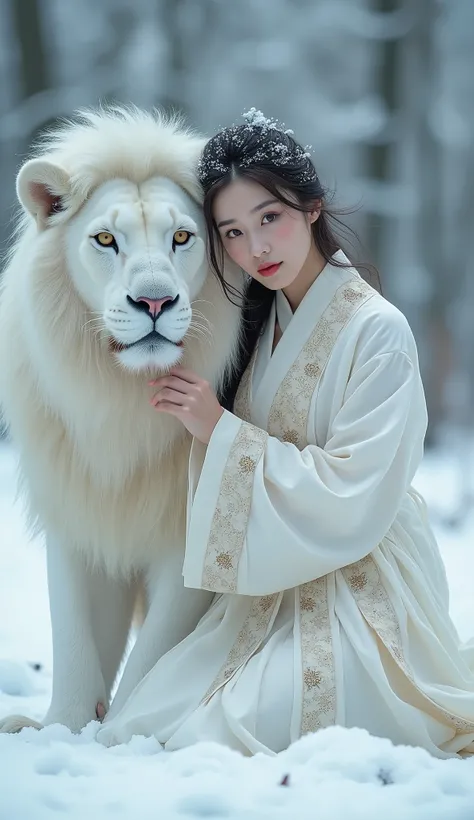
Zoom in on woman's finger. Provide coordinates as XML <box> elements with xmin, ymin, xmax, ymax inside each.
<box><xmin>152</xmin><ymin>400</ymin><xmax>185</xmax><ymax>416</ymax></box>
<box><xmin>148</xmin><ymin>375</ymin><xmax>191</xmax><ymax>393</ymax></box>
<box><xmin>168</xmin><ymin>366</ymin><xmax>201</xmax><ymax>384</ymax></box>
<box><xmin>151</xmin><ymin>388</ymin><xmax>186</xmax><ymax>407</ymax></box>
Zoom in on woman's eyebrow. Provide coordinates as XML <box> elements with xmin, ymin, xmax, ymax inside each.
<box><xmin>250</xmin><ymin>198</ymin><xmax>279</xmax><ymax>213</ymax></box>
<box><xmin>216</xmin><ymin>199</ymin><xmax>279</xmax><ymax>229</ymax></box>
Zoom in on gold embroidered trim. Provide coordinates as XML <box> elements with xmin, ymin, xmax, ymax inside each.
<box><xmin>267</xmin><ymin>278</ymin><xmax>374</xmax><ymax>449</ymax></box>
<box><xmin>298</xmin><ymin>579</ymin><xmax>337</xmax><ymax>733</ymax></box>
<box><xmin>201</xmin><ymin>593</ymin><xmax>279</xmax><ymax>703</ymax></box>
<box><xmin>201</xmin><ymin>421</ymin><xmax>268</xmax><ymax>592</ymax></box>
<box><xmin>265</xmin><ymin>276</ymin><xmax>374</xmax><ymax>736</ymax></box>
<box><xmin>343</xmin><ymin>555</ymin><xmax>474</xmax><ymax>733</ymax></box>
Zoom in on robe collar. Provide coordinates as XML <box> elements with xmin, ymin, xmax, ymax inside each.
<box><xmin>251</xmin><ymin>250</ymin><xmax>361</xmax><ymax>427</ymax></box>
<box><xmin>275</xmin><ymin>288</ymin><xmax>293</xmax><ymax>334</ymax></box>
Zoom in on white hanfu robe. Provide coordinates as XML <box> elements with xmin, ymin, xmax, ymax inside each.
<box><xmin>96</xmin><ymin>252</ymin><xmax>474</xmax><ymax>758</ymax></box>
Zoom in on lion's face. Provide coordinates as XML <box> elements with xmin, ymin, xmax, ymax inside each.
<box><xmin>64</xmin><ymin>176</ymin><xmax>207</xmax><ymax>372</ymax></box>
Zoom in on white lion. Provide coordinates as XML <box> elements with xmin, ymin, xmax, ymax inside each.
<box><xmin>0</xmin><ymin>107</ymin><xmax>243</xmax><ymax>734</ymax></box>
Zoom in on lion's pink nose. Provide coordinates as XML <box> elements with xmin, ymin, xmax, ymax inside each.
<box><xmin>136</xmin><ymin>297</ymin><xmax>172</xmax><ymax>318</ymax></box>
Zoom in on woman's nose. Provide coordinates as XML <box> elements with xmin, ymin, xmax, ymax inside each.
<box><xmin>250</xmin><ymin>238</ymin><xmax>270</xmax><ymax>258</ymax></box>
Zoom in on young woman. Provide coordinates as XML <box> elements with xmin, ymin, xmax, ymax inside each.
<box><xmin>97</xmin><ymin>111</ymin><xmax>474</xmax><ymax>758</ymax></box>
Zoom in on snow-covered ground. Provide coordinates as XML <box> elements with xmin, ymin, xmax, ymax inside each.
<box><xmin>1</xmin><ymin>440</ymin><xmax>474</xmax><ymax>819</ymax></box>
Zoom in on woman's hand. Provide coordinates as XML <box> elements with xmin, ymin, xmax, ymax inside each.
<box><xmin>149</xmin><ymin>367</ymin><xmax>224</xmax><ymax>444</ymax></box>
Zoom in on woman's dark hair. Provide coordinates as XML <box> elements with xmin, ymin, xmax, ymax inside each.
<box><xmin>198</xmin><ymin>116</ymin><xmax>378</xmax><ymax>410</ymax></box>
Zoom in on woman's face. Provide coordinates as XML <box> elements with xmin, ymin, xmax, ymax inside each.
<box><xmin>213</xmin><ymin>178</ymin><xmax>319</xmax><ymax>290</ymax></box>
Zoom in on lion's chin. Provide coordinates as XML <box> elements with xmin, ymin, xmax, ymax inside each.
<box><xmin>109</xmin><ymin>336</ymin><xmax>184</xmax><ymax>374</ymax></box>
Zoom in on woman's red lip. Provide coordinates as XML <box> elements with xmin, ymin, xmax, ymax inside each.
<box><xmin>258</xmin><ymin>262</ymin><xmax>282</xmax><ymax>276</ymax></box>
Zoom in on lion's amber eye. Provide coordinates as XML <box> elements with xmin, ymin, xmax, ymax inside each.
<box><xmin>95</xmin><ymin>232</ymin><xmax>115</xmax><ymax>246</ymax></box>
<box><xmin>173</xmin><ymin>230</ymin><xmax>192</xmax><ymax>246</ymax></box>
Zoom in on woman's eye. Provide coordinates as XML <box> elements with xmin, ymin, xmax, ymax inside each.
<box><xmin>94</xmin><ymin>231</ymin><xmax>117</xmax><ymax>249</ymax></box>
<box><xmin>173</xmin><ymin>230</ymin><xmax>193</xmax><ymax>247</ymax></box>
<box><xmin>262</xmin><ymin>212</ymin><xmax>279</xmax><ymax>224</ymax></box>
<box><xmin>225</xmin><ymin>228</ymin><xmax>242</xmax><ymax>239</ymax></box>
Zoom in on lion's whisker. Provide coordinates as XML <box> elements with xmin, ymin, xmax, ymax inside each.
<box><xmin>191</xmin><ymin>310</ymin><xmax>212</xmax><ymax>329</ymax></box>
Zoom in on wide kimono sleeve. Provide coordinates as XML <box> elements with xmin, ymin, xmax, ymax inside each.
<box><xmin>182</xmin><ymin>349</ymin><xmax>428</xmax><ymax>596</ymax></box>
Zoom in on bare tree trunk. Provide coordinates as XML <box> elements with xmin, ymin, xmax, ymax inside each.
<box><xmin>159</xmin><ymin>0</ymin><xmax>190</xmax><ymax>116</ymax></box>
<box><xmin>450</xmin><ymin>149</ymin><xmax>474</xmax><ymax>428</ymax></box>
<box><xmin>413</xmin><ymin>0</ymin><xmax>450</xmax><ymax>442</ymax></box>
<box><xmin>365</xmin><ymin>0</ymin><xmax>404</xmax><ymax>271</ymax></box>
<box><xmin>10</xmin><ymin>0</ymin><xmax>57</xmax><ymax>153</ymax></box>
<box><xmin>366</xmin><ymin>0</ymin><xmax>448</xmax><ymax>442</ymax></box>
<box><xmin>93</xmin><ymin>6</ymin><xmax>136</xmax><ymax>104</ymax></box>
<box><xmin>11</xmin><ymin>0</ymin><xmax>49</xmax><ymax>100</ymax></box>
<box><xmin>10</xmin><ymin>0</ymin><xmax>49</xmax><ymax>160</ymax></box>
<box><xmin>158</xmin><ymin>0</ymin><xmax>214</xmax><ymax>118</ymax></box>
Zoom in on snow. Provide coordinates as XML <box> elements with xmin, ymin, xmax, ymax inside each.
<box><xmin>1</xmin><ymin>440</ymin><xmax>474</xmax><ymax>819</ymax></box>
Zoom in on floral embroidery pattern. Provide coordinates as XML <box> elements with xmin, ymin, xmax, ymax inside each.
<box><xmin>304</xmin><ymin>363</ymin><xmax>321</xmax><ymax>378</ymax></box>
<box><xmin>239</xmin><ymin>455</ymin><xmax>256</xmax><ymax>474</ymax></box>
<box><xmin>267</xmin><ymin>279</ymin><xmax>374</xmax><ymax>449</ymax></box>
<box><xmin>201</xmin><ymin>421</ymin><xmax>268</xmax><ymax>592</ymax></box>
<box><xmin>298</xmin><ymin>579</ymin><xmax>337</xmax><ymax>733</ymax></box>
<box><xmin>304</xmin><ymin>669</ymin><xmax>323</xmax><ymax>688</ymax></box>
<box><xmin>282</xmin><ymin>429</ymin><xmax>300</xmax><ymax>445</ymax></box>
<box><xmin>347</xmin><ymin>570</ymin><xmax>368</xmax><ymax>591</ymax></box>
<box><xmin>343</xmin><ymin>555</ymin><xmax>474</xmax><ymax>732</ymax></box>
<box><xmin>216</xmin><ymin>552</ymin><xmax>233</xmax><ymax>570</ymax></box>
<box><xmin>201</xmin><ymin>593</ymin><xmax>280</xmax><ymax>703</ymax></box>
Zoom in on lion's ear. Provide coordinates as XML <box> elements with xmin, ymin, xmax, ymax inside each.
<box><xmin>16</xmin><ymin>159</ymin><xmax>71</xmax><ymax>230</ymax></box>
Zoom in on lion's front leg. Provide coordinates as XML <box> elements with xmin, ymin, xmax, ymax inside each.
<box><xmin>0</xmin><ymin>536</ymin><xmax>135</xmax><ymax>735</ymax></box>
<box><xmin>43</xmin><ymin>538</ymin><xmax>138</xmax><ymax>732</ymax></box>
<box><xmin>103</xmin><ymin>545</ymin><xmax>213</xmax><ymax>725</ymax></box>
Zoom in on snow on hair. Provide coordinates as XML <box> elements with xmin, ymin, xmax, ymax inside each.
<box><xmin>198</xmin><ymin>108</ymin><xmax>316</xmax><ymax>191</ymax></box>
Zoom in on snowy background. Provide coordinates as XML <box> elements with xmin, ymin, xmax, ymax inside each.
<box><xmin>2</xmin><ymin>0</ymin><xmax>474</xmax><ymax>438</ymax></box>
<box><xmin>2</xmin><ymin>0</ymin><xmax>474</xmax><ymax>817</ymax></box>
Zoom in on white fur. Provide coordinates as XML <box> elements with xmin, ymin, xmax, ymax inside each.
<box><xmin>0</xmin><ymin>107</ymin><xmax>243</xmax><ymax>734</ymax></box>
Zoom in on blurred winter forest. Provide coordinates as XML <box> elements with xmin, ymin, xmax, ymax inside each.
<box><xmin>0</xmin><ymin>0</ymin><xmax>473</xmax><ymax>445</ymax></box>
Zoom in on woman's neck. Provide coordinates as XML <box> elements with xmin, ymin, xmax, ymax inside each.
<box><xmin>282</xmin><ymin>243</ymin><xmax>327</xmax><ymax>312</ymax></box>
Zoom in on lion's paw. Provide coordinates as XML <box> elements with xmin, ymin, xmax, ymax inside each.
<box><xmin>0</xmin><ymin>714</ymin><xmax>43</xmax><ymax>733</ymax></box>
<box><xmin>95</xmin><ymin>722</ymin><xmax>125</xmax><ymax>748</ymax></box>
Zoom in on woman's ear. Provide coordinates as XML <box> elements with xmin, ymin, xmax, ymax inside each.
<box><xmin>16</xmin><ymin>158</ymin><xmax>71</xmax><ymax>231</ymax></box>
<box><xmin>308</xmin><ymin>199</ymin><xmax>322</xmax><ymax>224</ymax></box>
